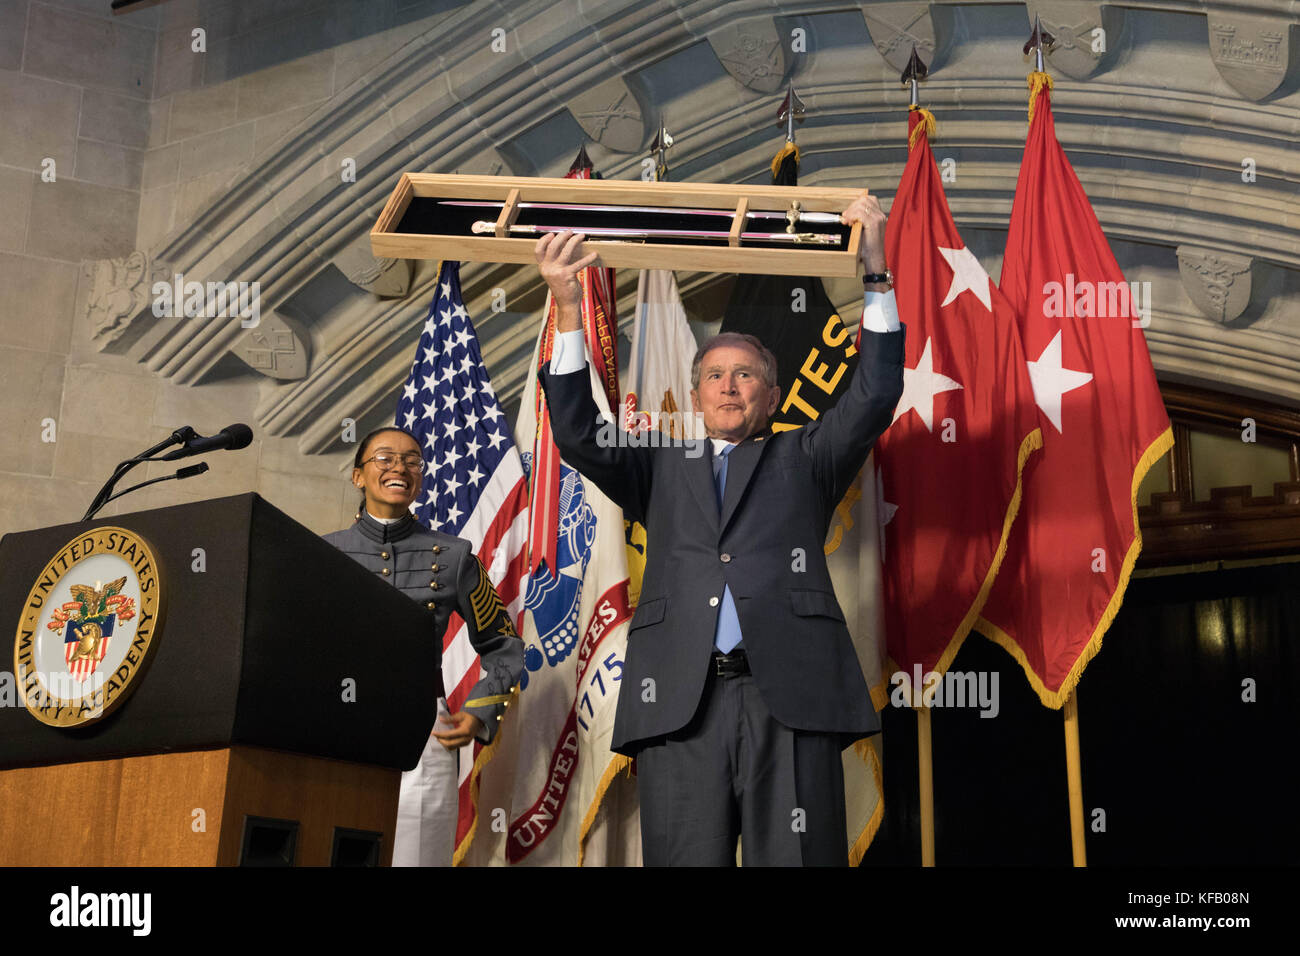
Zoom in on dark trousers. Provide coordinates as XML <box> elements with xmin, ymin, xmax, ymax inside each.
<box><xmin>635</xmin><ymin>667</ymin><xmax>849</xmax><ymax>866</ymax></box>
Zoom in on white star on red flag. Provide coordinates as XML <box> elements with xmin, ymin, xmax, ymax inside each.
<box><xmin>892</xmin><ymin>337</ymin><xmax>964</xmax><ymax>431</ymax></box>
<box><xmin>938</xmin><ymin>245</ymin><xmax>994</xmax><ymax>312</ymax></box>
<box><xmin>1026</xmin><ymin>330</ymin><xmax>1094</xmax><ymax>433</ymax></box>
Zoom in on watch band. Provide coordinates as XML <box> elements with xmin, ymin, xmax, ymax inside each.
<box><xmin>862</xmin><ymin>270</ymin><xmax>893</xmax><ymax>286</ymax></box>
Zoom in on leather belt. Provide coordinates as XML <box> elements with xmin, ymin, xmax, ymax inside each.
<box><xmin>712</xmin><ymin>648</ymin><xmax>750</xmax><ymax>678</ymax></box>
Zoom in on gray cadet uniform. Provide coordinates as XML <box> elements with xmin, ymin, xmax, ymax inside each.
<box><xmin>323</xmin><ymin>510</ymin><xmax>523</xmax><ymax>741</ymax></box>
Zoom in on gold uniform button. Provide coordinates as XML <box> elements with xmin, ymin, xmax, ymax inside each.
<box><xmin>433</xmin><ymin>545</ymin><xmax>444</xmax><ymax>554</ymax></box>
<box><xmin>430</xmin><ymin>582</ymin><xmax>442</xmax><ymax>590</ymax></box>
<box><xmin>380</xmin><ymin>568</ymin><xmax>390</xmax><ymax>576</ymax></box>
<box><xmin>381</xmin><ymin>551</ymin><xmax>389</xmax><ymax>560</ymax></box>
<box><xmin>426</xmin><ymin>601</ymin><xmax>436</xmax><ymax>610</ymax></box>
<box><xmin>432</xmin><ymin>564</ymin><xmax>443</xmax><ymax>572</ymax></box>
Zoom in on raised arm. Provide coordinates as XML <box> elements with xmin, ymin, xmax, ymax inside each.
<box><xmin>801</xmin><ymin>190</ymin><xmax>906</xmax><ymax>505</ymax></box>
<box><xmin>534</xmin><ymin>231</ymin><xmax>654</xmax><ymax>522</ymax></box>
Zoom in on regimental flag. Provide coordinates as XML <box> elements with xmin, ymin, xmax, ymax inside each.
<box><xmin>464</xmin><ymin>146</ymin><xmax>636</xmax><ymax>864</ymax></box>
<box><xmin>621</xmin><ymin>268</ymin><xmax>701</xmax><ymax>606</ymax></box>
<box><xmin>717</xmin><ymin>141</ymin><xmax>887</xmax><ymax>865</ymax></box>
<box><xmin>394</xmin><ymin>260</ymin><xmax>531</xmax><ymax>862</ymax></box>
<box><xmin>463</xmin><ymin>296</ymin><xmax>635</xmax><ymax>867</ymax></box>
<box><xmin>975</xmin><ymin>75</ymin><xmax>1173</xmax><ymax>706</ymax></box>
<box><xmin>875</xmin><ymin>108</ymin><xmax>1042</xmax><ymax>689</ymax></box>
<box><xmin>527</xmin><ymin>149</ymin><xmax>620</xmax><ymax>583</ymax></box>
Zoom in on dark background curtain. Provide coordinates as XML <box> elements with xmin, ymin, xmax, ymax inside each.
<box><xmin>862</xmin><ymin>559</ymin><xmax>1299</xmax><ymax>865</ymax></box>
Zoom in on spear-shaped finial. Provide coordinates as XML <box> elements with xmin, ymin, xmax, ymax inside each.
<box><xmin>649</xmin><ymin>119</ymin><xmax>674</xmax><ymax>182</ymax></box>
<box><xmin>1023</xmin><ymin>14</ymin><xmax>1056</xmax><ymax>72</ymax></box>
<box><xmin>776</xmin><ymin>84</ymin><xmax>806</xmax><ymax>143</ymax></box>
<box><xmin>901</xmin><ymin>44</ymin><xmax>929</xmax><ymax>108</ymax></box>
<box><xmin>568</xmin><ymin>144</ymin><xmax>594</xmax><ymax>176</ymax></box>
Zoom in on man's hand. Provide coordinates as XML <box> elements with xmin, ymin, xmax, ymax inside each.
<box><xmin>840</xmin><ymin>190</ymin><xmax>889</xmax><ymax>284</ymax></box>
<box><xmin>432</xmin><ymin>710</ymin><xmax>484</xmax><ymax>750</ymax></box>
<box><xmin>535</xmin><ymin>231</ymin><xmax>599</xmax><ymax>332</ymax></box>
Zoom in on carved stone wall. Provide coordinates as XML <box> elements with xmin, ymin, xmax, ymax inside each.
<box><xmin>1</xmin><ymin>0</ymin><xmax>1297</xmax><ymax>541</ymax></box>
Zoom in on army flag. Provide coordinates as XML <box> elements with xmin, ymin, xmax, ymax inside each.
<box><xmin>874</xmin><ymin>108</ymin><xmax>1042</xmax><ymax>688</ymax></box>
<box><xmin>464</xmin><ymin>291</ymin><xmax>637</xmax><ymax>866</ymax></box>
<box><xmin>975</xmin><ymin>76</ymin><xmax>1173</xmax><ymax>705</ymax></box>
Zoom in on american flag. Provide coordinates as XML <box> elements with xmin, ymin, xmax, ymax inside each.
<box><xmin>395</xmin><ymin>260</ymin><xmax>530</xmax><ymax>856</ymax></box>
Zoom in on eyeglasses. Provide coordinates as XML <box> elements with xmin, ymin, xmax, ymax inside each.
<box><xmin>363</xmin><ymin>452</ymin><xmax>424</xmax><ymax>471</ymax></box>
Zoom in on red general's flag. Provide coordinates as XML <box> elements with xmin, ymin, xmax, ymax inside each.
<box><xmin>876</xmin><ymin>108</ymin><xmax>1042</xmax><ymax>686</ymax></box>
<box><xmin>975</xmin><ymin>75</ymin><xmax>1173</xmax><ymax>705</ymax></box>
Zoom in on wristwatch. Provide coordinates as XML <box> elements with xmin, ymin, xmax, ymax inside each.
<box><xmin>862</xmin><ymin>269</ymin><xmax>894</xmax><ymax>287</ymax></box>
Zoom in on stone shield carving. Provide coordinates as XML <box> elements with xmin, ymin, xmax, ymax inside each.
<box><xmin>1176</xmin><ymin>246</ymin><xmax>1253</xmax><ymax>325</ymax></box>
<box><xmin>862</xmin><ymin>2</ymin><xmax>936</xmax><ymax>74</ymax></box>
<box><xmin>1026</xmin><ymin>2</ymin><xmax>1119</xmax><ymax>80</ymax></box>
<box><xmin>1207</xmin><ymin>14</ymin><xmax>1293</xmax><ymax>101</ymax></box>
<box><xmin>708</xmin><ymin>19</ymin><xmax>787</xmax><ymax>94</ymax></box>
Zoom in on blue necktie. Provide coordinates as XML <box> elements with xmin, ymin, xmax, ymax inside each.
<box><xmin>712</xmin><ymin>445</ymin><xmax>743</xmax><ymax>653</ymax></box>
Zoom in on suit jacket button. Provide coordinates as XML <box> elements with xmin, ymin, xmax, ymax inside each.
<box><xmin>381</xmin><ymin>567</ymin><xmax>390</xmax><ymax>576</ymax></box>
<box><xmin>720</xmin><ymin>553</ymin><xmax>732</xmax><ymax>563</ymax></box>
<box><xmin>708</xmin><ymin>596</ymin><xmax>719</xmax><ymax>607</ymax></box>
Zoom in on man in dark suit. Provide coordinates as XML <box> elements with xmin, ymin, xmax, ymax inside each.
<box><xmin>536</xmin><ymin>191</ymin><xmax>903</xmax><ymax>866</ymax></box>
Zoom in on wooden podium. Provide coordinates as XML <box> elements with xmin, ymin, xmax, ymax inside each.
<box><xmin>0</xmin><ymin>494</ymin><xmax>440</xmax><ymax>866</ymax></box>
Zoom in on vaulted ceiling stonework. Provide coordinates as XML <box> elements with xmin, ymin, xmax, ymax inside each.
<box><xmin>75</xmin><ymin>0</ymin><xmax>1300</xmax><ymax>471</ymax></box>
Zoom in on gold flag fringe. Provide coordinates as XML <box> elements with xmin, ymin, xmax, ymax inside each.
<box><xmin>577</xmin><ymin>753</ymin><xmax>635</xmax><ymax>867</ymax></box>
<box><xmin>886</xmin><ymin>425</ymin><xmax>1044</xmax><ymax>705</ymax></box>
<box><xmin>452</xmin><ymin>683</ymin><xmax>520</xmax><ymax>866</ymax></box>
<box><xmin>769</xmin><ymin>140</ymin><xmax>800</xmax><ymax>179</ymax></box>
<box><xmin>849</xmin><ymin>736</ymin><xmax>886</xmax><ymax>866</ymax></box>
<box><xmin>975</xmin><ymin>425</ymin><xmax>1175</xmax><ymax>708</ymax></box>
<box><xmin>1027</xmin><ymin>71</ymin><xmax>1054</xmax><ymax>125</ymax></box>
<box><xmin>908</xmin><ymin>105</ymin><xmax>937</xmax><ymax>151</ymax></box>
<box><xmin>869</xmin><ymin>671</ymin><xmax>890</xmax><ymax>713</ymax></box>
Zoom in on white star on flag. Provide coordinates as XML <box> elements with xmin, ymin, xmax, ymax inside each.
<box><xmin>938</xmin><ymin>245</ymin><xmax>993</xmax><ymax>312</ymax></box>
<box><xmin>892</xmin><ymin>337</ymin><xmax>964</xmax><ymax>431</ymax></box>
<box><xmin>876</xmin><ymin>466</ymin><xmax>899</xmax><ymax>563</ymax></box>
<box><xmin>1026</xmin><ymin>330</ymin><xmax>1094</xmax><ymax>433</ymax></box>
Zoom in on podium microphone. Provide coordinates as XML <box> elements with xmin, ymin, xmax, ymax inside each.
<box><xmin>160</xmin><ymin>424</ymin><xmax>254</xmax><ymax>461</ymax></box>
<box><xmin>82</xmin><ymin>425</ymin><xmax>253</xmax><ymax>521</ymax></box>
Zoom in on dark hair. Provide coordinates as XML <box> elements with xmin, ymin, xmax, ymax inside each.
<box><xmin>353</xmin><ymin>426</ymin><xmax>422</xmax><ymax>515</ymax></box>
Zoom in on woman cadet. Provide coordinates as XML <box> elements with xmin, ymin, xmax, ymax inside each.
<box><xmin>323</xmin><ymin>425</ymin><xmax>523</xmax><ymax>866</ymax></box>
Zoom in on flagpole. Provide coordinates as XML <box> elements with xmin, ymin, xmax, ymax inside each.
<box><xmin>917</xmin><ymin>703</ymin><xmax>936</xmax><ymax>866</ymax></box>
<box><xmin>901</xmin><ymin>43</ymin><xmax>937</xmax><ymax>869</ymax></box>
<box><xmin>1022</xmin><ymin>17</ymin><xmax>1084</xmax><ymax>867</ymax></box>
<box><xmin>1064</xmin><ymin>691</ymin><xmax>1087</xmax><ymax>865</ymax></box>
